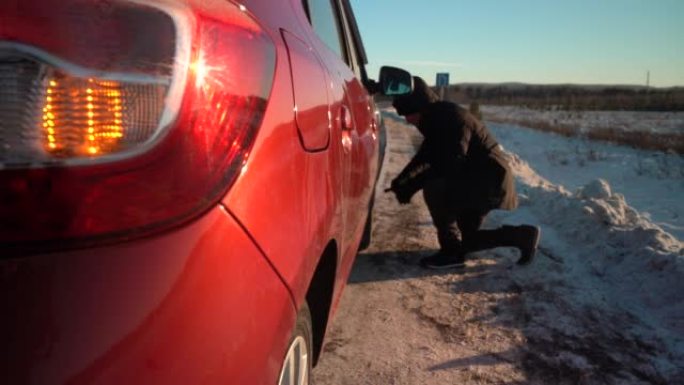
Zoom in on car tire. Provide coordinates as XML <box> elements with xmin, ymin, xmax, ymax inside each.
<box><xmin>277</xmin><ymin>303</ymin><xmax>313</xmax><ymax>385</ymax></box>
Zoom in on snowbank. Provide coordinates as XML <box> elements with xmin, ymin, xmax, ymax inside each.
<box><xmin>508</xmin><ymin>152</ymin><xmax>684</xmax><ymax>336</ymax></box>
<box><xmin>490</xmin><ymin>122</ymin><xmax>684</xmax><ymax>240</ymax></box>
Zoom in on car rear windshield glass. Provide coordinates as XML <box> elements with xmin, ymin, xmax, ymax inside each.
<box><xmin>306</xmin><ymin>0</ymin><xmax>346</xmax><ymax>60</ymax></box>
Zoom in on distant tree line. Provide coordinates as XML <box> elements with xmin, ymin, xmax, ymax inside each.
<box><xmin>442</xmin><ymin>84</ymin><xmax>684</xmax><ymax>111</ymax></box>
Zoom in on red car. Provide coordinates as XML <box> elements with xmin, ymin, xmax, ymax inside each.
<box><xmin>0</xmin><ymin>0</ymin><xmax>410</xmax><ymax>383</ymax></box>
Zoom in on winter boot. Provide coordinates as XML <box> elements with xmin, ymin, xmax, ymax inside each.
<box><xmin>422</xmin><ymin>227</ymin><xmax>464</xmax><ymax>269</ymax></box>
<box><xmin>513</xmin><ymin>225</ymin><xmax>541</xmax><ymax>265</ymax></box>
<box><xmin>420</xmin><ymin>250</ymin><xmax>466</xmax><ymax>269</ymax></box>
<box><xmin>461</xmin><ymin>225</ymin><xmax>541</xmax><ymax>266</ymax></box>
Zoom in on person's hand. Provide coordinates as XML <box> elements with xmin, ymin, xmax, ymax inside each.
<box><xmin>389</xmin><ymin>182</ymin><xmax>410</xmax><ymax>205</ymax></box>
<box><xmin>390</xmin><ymin>177</ymin><xmax>402</xmax><ymax>191</ymax></box>
<box><xmin>394</xmin><ymin>188</ymin><xmax>412</xmax><ymax>204</ymax></box>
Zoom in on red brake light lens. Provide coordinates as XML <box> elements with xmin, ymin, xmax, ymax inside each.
<box><xmin>0</xmin><ymin>0</ymin><xmax>276</xmax><ymax>252</ymax></box>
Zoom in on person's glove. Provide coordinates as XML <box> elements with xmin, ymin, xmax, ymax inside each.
<box><xmin>389</xmin><ymin>178</ymin><xmax>412</xmax><ymax>204</ymax></box>
<box><xmin>394</xmin><ymin>188</ymin><xmax>412</xmax><ymax>204</ymax></box>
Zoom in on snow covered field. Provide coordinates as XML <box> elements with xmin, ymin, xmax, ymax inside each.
<box><xmin>489</xmin><ymin>122</ymin><xmax>684</xmax><ymax>240</ymax></box>
<box><xmin>482</xmin><ymin>106</ymin><xmax>684</xmax><ymax>154</ymax></box>
<box><xmin>314</xmin><ymin>110</ymin><xmax>684</xmax><ymax>384</ymax></box>
<box><xmin>483</xmin><ymin>106</ymin><xmax>684</xmax><ymax>135</ymax></box>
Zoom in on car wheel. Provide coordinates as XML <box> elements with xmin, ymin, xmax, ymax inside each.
<box><xmin>278</xmin><ymin>303</ymin><xmax>313</xmax><ymax>385</ymax></box>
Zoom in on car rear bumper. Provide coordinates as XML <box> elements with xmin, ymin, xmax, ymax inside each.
<box><xmin>0</xmin><ymin>205</ymin><xmax>295</xmax><ymax>385</ymax></box>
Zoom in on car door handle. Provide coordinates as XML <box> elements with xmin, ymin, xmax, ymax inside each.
<box><xmin>340</xmin><ymin>105</ymin><xmax>353</xmax><ymax>153</ymax></box>
<box><xmin>340</xmin><ymin>105</ymin><xmax>353</xmax><ymax>131</ymax></box>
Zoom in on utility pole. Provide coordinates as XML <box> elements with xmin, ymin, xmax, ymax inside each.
<box><xmin>646</xmin><ymin>70</ymin><xmax>650</xmax><ymax>88</ymax></box>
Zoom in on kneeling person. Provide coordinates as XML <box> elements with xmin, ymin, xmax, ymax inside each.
<box><xmin>390</xmin><ymin>77</ymin><xmax>540</xmax><ymax>269</ymax></box>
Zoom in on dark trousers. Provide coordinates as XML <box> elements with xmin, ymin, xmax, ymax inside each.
<box><xmin>423</xmin><ymin>178</ymin><xmax>488</xmax><ymax>253</ymax></box>
<box><xmin>424</xmin><ymin>178</ymin><xmax>527</xmax><ymax>256</ymax></box>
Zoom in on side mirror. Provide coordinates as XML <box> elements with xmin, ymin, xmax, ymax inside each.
<box><xmin>379</xmin><ymin>66</ymin><xmax>412</xmax><ymax>96</ymax></box>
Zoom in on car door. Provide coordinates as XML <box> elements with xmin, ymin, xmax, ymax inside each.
<box><xmin>302</xmin><ymin>0</ymin><xmax>377</xmax><ymax>266</ymax></box>
<box><xmin>335</xmin><ymin>0</ymin><xmax>379</xmax><ymax>228</ymax></box>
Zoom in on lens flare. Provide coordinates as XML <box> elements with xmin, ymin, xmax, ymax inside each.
<box><xmin>191</xmin><ymin>55</ymin><xmax>209</xmax><ymax>88</ymax></box>
<box><xmin>190</xmin><ymin>51</ymin><xmax>231</xmax><ymax>91</ymax></box>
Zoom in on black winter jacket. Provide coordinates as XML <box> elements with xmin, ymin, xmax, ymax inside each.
<box><xmin>393</xmin><ymin>101</ymin><xmax>518</xmax><ymax>211</ymax></box>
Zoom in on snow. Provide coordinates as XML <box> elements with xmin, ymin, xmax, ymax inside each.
<box><xmin>577</xmin><ymin>178</ymin><xmax>612</xmax><ymax>200</ymax></box>
<box><xmin>498</xmin><ymin>153</ymin><xmax>682</xmax><ymax>317</ymax></box>
<box><xmin>488</xmin><ymin>120</ymin><xmax>684</xmax><ymax>378</ymax></box>
<box><xmin>489</xmin><ymin>122</ymin><xmax>684</xmax><ymax>240</ymax></box>
<box><xmin>483</xmin><ymin>105</ymin><xmax>684</xmax><ymax>134</ymax></box>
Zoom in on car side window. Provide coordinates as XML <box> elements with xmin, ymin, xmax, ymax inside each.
<box><xmin>335</xmin><ymin>0</ymin><xmax>362</xmax><ymax>79</ymax></box>
<box><xmin>305</xmin><ymin>0</ymin><xmax>347</xmax><ymax>62</ymax></box>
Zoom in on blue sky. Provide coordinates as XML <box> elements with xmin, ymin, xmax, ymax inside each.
<box><xmin>350</xmin><ymin>0</ymin><xmax>684</xmax><ymax>87</ymax></box>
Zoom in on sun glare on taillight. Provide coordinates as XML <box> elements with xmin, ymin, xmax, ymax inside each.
<box><xmin>0</xmin><ymin>0</ymin><xmax>275</xmax><ymax>253</ymax></box>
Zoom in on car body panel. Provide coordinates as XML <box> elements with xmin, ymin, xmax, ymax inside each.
<box><xmin>0</xmin><ymin>207</ymin><xmax>295</xmax><ymax>384</ymax></box>
<box><xmin>299</xmin><ymin>2</ymin><xmax>379</xmax><ymax>303</ymax></box>
<box><xmin>282</xmin><ymin>29</ymin><xmax>331</xmax><ymax>152</ymax></box>
<box><xmin>225</xmin><ymin>0</ymin><xmax>378</xmax><ymax>310</ymax></box>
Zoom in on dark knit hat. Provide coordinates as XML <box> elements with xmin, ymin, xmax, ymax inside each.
<box><xmin>392</xmin><ymin>76</ymin><xmax>439</xmax><ymax>116</ymax></box>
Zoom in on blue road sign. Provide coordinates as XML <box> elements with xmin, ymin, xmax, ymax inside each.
<box><xmin>436</xmin><ymin>73</ymin><xmax>450</xmax><ymax>87</ymax></box>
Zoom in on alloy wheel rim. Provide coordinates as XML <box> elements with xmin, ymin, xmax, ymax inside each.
<box><xmin>277</xmin><ymin>335</ymin><xmax>309</xmax><ymax>385</ymax></box>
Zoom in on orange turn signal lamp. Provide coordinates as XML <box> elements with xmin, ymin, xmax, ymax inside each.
<box><xmin>42</xmin><ymin>77</ymin><xmax>124</xmax><ymax>157</ymax></box>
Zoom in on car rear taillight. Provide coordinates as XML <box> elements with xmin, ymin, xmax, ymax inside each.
<box><xmin>0</xmin><ymin>0</ymin><xmax>276</xmax><ymax>252</ymax></box>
